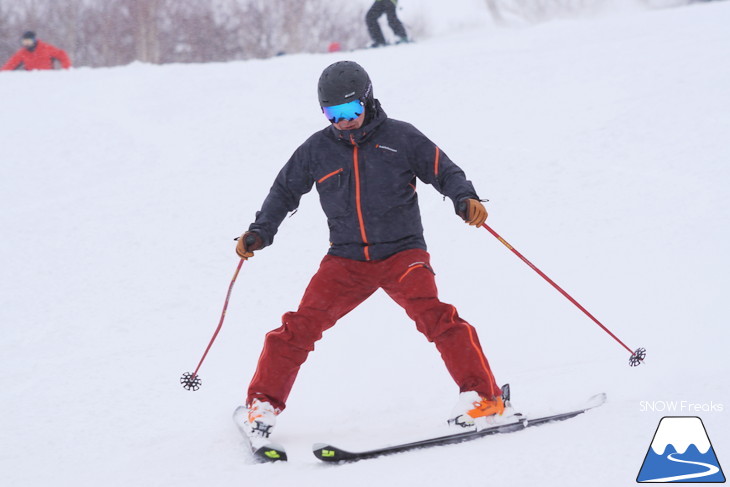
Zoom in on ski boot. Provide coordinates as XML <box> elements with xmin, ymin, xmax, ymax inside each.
<box><xmin>448</xmin><ymin>384</ymin><xmax>518</xmax><ymax>430</ymax></box>
<box><xmin>241</xmin><ymin>398</ymin><xmax>280</xmax><ymax>449</ymax></box>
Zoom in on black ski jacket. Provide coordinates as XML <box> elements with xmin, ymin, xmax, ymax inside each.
<box><xmin>249</xmin><ymin>101</ymin><xmax>480</xmax><ymax>261</ymax></box>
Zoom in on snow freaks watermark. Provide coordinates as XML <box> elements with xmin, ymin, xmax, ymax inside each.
<box><xmin>636</xmin><ymin>416</ymin><xmax>726</xmax><ymax>483</ymax></box>
<box><xmin>639</xmin><ymin>401</ymin><xmax>724</xmax><ymax>413</ymax></box>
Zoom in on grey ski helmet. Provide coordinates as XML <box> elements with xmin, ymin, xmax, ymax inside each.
<box><xmin>318</xmin><ymin>61</ymin><xmax>373</xmax><ymax>109</ymax></box>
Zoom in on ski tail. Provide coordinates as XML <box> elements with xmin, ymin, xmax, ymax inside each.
<box><xmin>253</xmin><ymin>444</ymin><xmax>287</xmax><ymax>462</ymax></box>
<box><xmin>313</xmin><ymin>443</ymin><xmax>350</xmax><ymax>462</ymax></box>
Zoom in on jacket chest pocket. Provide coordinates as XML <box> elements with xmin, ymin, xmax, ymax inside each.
<box><xmin>315</xmin><ymin>167</ymin><xmax>351</xmax><ymax>218</ymax></box>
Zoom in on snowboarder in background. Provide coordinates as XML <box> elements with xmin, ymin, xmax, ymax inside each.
<box><xmin>236</xmin><ymin>61</ymin><xmax>510</xmax><ymax>446</ymax></box>
<box><xmin>366</xmin><ymin>0</ymin><xmax>409</xmax><ymax>47</ymax></box>
<box><xmin>1</xmin><ymin>31</ymin><xmax>72</xmax><ymax>71</ymax></box>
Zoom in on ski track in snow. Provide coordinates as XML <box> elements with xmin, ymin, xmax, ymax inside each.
<box><xmin>1</xmin><ymin>2</ymin><xmax>729</xmax><ymax>487</ymax></box>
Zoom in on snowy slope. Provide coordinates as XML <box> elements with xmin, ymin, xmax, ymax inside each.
<box><xmin>1</xmin><ymin>3</ymin><xmax>729</xmax><ymax>486</ymax></box>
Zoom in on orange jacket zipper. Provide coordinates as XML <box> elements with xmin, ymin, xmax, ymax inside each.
<box><xmin>351</xmin><ymin>141</ymin><xmax>370</xmax><ymax>261</ymax></box>
<box><xmin>317</xmin><ymin>168</ymin><xmax>343</xmax><ymax>184</ymax></box>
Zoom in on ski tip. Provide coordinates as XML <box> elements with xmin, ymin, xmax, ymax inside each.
<box><xmin>587</xmin><ymin>392</ymin><xmax>608</xmax><ymax>409</ymax></box>
<box><xmin>232</xmin><ymin>406</ymin><xmax>250</xmax><ymax>427</ymax></box>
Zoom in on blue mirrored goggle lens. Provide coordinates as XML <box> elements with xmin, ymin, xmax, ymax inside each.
<box><xmin>322</xmin><ymin>100</ymin><xmax>364</xmax><ymax>123</ymax></box>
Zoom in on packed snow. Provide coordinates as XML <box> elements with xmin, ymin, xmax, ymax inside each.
<box><xmin>1</xmin><ymin>2</ymin><xmax>729</xmax><ymax>486</ymax></box>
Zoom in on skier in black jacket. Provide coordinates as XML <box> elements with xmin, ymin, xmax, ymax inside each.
<box><xmin>236</xmin><ymin>61</ymin><xmax>510</xmax><ymax>448</ymax></box>
<box><xmin>366</xmin><ymin>0</ymin><xmax>408</xmax><ymax>47</ymax></box>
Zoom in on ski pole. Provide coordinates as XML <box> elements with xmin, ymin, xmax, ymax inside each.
<box><xmin>181</xmin><ymin>257</ymin><xmax>245</xmax><ymax>391</ymax></box>
<box><xmin>482</xmin><ymin>223</ymin><xmax>646</xmax><ymax>366</ymax></box>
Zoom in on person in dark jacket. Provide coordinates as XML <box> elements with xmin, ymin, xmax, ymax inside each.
<box><xmin>1</xmin><ymin>31</ymin><xmax>72</xmax><ymax>71</ymax></box>
<box><xmin>366</xmin><ymin>0</ymin><xmax>408</xmax><ymax>47</ymax></box>
<box><xmin>236</xmin><ymin>61</ymin><xmax>509</xmax><ymax>446</ymax></box>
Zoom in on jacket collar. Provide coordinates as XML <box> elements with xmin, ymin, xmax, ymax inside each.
<box><xmin>330</xmin><ymin>99</ymin><xmax>387</xmax><ymax>147</ymax></box>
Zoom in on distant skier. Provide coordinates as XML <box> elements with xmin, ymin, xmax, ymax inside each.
<box><xmin>1</xmin><ymin>31</ymin><xmax>72</xmax><ymax>72</ymax></box>
<box><xmin>236</xmin><ymin>61</ymin><xmax>511</xmax><ymax>447</ymax></box>
<box><xmin>366</xmin><ymin>0</ymin><xmax>409</xmax><ymax>47</ymax></box>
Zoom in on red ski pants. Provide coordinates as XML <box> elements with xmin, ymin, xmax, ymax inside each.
<box><xmin>247</xmin><ymin>249</ymin><xmax>500</xmax><ymax>411</ymax></box>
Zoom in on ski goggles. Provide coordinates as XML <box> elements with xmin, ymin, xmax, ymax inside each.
<box><xmin>322</xmin><ymin>99</ymin><xmax>365</xmax><ymax>123</ymax></box>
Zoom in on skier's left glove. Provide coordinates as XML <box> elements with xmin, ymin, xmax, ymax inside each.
<box><xmin>458</xmin><ymin>199</ymin><xmax>488</xmax><ymax>227</ymax></box>
<box><xmin>236</xmin><ymin>231</ymin><xmax>264</xmax><ymax>259</ymax></box>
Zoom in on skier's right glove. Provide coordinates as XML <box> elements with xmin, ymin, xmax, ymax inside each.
<box><xmin>236</xmin><ymin>231</ymin><xmax>264</xmax><ymax>260</ymax></box>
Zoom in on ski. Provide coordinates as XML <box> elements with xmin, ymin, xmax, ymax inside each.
<box><xmin>232</xmin><ymin>406</ymin><xmax>287</xmax><ymax>463</ymax></box>
<box><xmin>313</xmin><ymin>393</ymin><xmax>606</xmax><ymax>463</ymax></box>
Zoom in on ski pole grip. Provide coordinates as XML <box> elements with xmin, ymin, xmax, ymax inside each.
<box><xmin>233</xmin><ymin>234</ymin><xmax>258</xmax><ymax>246</ymax></box>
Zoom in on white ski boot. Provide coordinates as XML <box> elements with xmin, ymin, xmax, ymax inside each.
<box><xmin>448</xmin><ymin>384</ymin><xmax>518</xmax><ymax>430</ymax></box>
<box><xmin>239</xmin><ymin>398</ymin><xmax>280</xmax><ymax>449</ymax></box>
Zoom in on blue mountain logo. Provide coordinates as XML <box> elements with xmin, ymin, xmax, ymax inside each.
<box><xmin>637</xmin><ymin>416</ymin><xmax>725</xmax><ymax>483</ymax></box>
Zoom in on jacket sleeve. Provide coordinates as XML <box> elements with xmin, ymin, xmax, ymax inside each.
<box><xmin>1</xmin><ymin>51</ymin><xmax>24</xmax><ymax>71</ymax></box>
<box><xmin>248</xmin><ymin>144</ymin><xmax>315</xmax><ymax>247</ymax></box>
<box><xmin>406</xmin><ymin>125</ymin><xmax>480</xmax><ymax>213</ymax></box>
<box><xmin>50</xmin><ymin>46</ymin><xmax>72</xmax><ymax>69</ymax></box>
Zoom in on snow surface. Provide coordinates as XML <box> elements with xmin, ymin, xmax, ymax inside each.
<box><xmin>1</xmin><ymin>3</ymin><xmax>729</xmax><ymax>486</ymax></box>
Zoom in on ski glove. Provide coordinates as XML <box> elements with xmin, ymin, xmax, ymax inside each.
<box><xmin>458</xmin><ymin>199</ymin><xmax>488</xmax><ymax>227</ymax></box>
<box><xmin>236</xmin><ymin>231</ymin><xmax>264</xmax><ymax>260</ymax></box>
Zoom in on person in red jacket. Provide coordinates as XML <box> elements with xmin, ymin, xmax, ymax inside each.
<box><xmin>1</xmin><ymin>31</ymin><xmax>72</xmax><ymax>71</ymax></box>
